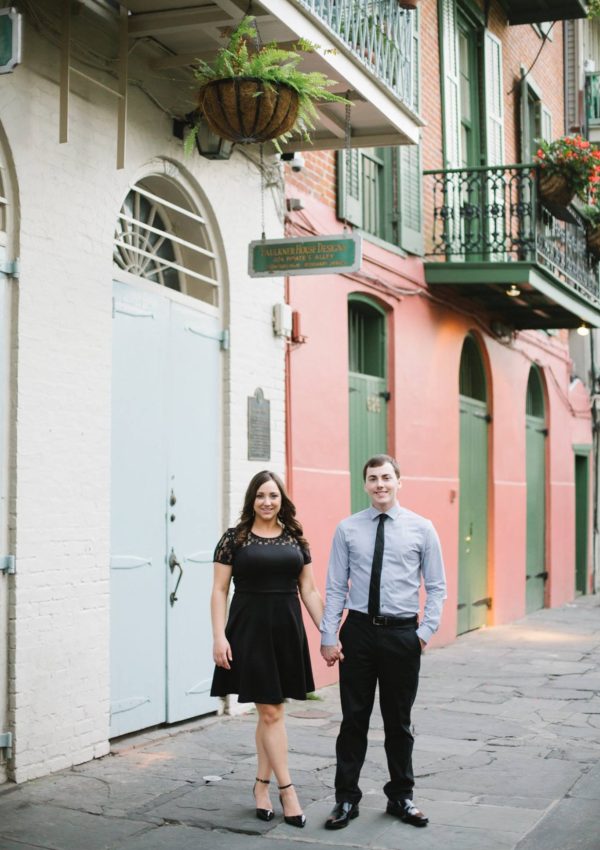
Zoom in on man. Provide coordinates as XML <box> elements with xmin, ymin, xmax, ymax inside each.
<box><xmin>321</xmin><ymin>454</ymin><xmax>446</xmax><ymax>830</ymax></box>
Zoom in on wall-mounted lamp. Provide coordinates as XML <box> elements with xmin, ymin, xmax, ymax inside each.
<box><xmin>577</xmin><ymin>322</ymin><xmax>590</xmax><ymax>336</ymax></box>
<box><xmin>173</xmin><ymin>111</ymin><xmax>234</xmax><ymax>161</ymax></box>
<box><xmin>506</xmin><ymin>284</ymin><xmax>521</xmax><ymax>297</ymax></box>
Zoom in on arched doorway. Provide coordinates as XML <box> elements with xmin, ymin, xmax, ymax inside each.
<box><xmin>348</xmin><ymin>296</ymin><xmax>388</xmax><ymax>512</ymax></box>
<box><xmin>110</xmin><ymin>174</ymin><xmax>223</xmax><ymax>737</ymax></box>
<box><xmin>525</xmin><ymin>366</ymin><xmax>547</xmax><ymax>612</ymax></box>
<box><xmin>457</xmin><ymin>335</ymin><xmax>490</xmax><ymax>634</ymax></box>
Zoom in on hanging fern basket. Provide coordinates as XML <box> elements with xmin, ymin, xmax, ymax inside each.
<box><xmin>398</xmin><ymin>0</ymin><xmax>420</xmax><ymax>8</ymax></box>
<box><xmin>538</xmin><ymin>170</ymin><xmax>575</xmax><ymax>208</ymax></box>
<box><xmin>198</xmin><ymin>78</ymin><xmax>300</xmax><ymax>144</ymax></box>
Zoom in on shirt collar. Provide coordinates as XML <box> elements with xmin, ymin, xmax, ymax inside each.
<box><xmin>367</xmin><ymin>503</ymin><xmax>400</xmax><ymax>521</ymax></box>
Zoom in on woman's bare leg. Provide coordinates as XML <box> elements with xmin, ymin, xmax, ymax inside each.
<box><xmin>255</xmin><ymin>703</ymin><xmax>303</xmax><ymax>816</ymax></box>
<box><xmin>254</xmin><ymin>713</ymin><xmax>273</xmax><ymax>810</ymax></box>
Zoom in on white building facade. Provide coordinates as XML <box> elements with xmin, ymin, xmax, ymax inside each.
<box><xmin>0</xmin><ymin>0</ymin><xmax>421</xmax><ymax>783</ymax></box>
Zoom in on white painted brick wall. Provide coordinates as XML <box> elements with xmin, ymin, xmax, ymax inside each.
<box><xmin>0</xmin><ymin>11</ymin><xmax>285</xmax><ymax>783</ymax></box>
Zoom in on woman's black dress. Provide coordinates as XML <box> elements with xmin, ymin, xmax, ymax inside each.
<box><xmin>210</xmin><ymin>528</ymin><xmax>315</xmax><ymax>704</ymax></box>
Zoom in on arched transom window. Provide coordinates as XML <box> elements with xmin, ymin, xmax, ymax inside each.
<box><xmin>113</xmin><ymin>176</ymin><xmax>219</xmax><ymax>306</ymax></box>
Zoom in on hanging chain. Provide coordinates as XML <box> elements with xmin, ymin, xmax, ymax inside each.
<box><xmin>343</xmin><ymin>95</ymin><xmax>352</xmax><ymax>233</ymax></box>
<box><xmin>260</xmin><ymin>143</ymin><xmax>266</xmax><ymax>241</ymax></box>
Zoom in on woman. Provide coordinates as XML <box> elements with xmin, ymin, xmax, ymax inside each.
<box><xmin>210</xmin><ymin>470</ymin><xmax>323</xmax><ymax>828</ymax></box>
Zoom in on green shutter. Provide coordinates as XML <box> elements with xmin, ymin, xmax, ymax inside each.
<box><xmin>412</xmin><ymin>6</ymin><xmax>421</xmax><ymax>114</ymax></box>
<box><xmin>439</xmin><ymin>0</ymin><xmax>460</xmax><ymax>168</ymax></box>
<box><xmin>520</xmin><ymin>77</ymin><xmax>529</xmax><ymax>161</ymax></box>
<box><xmin>337</xmin><ymin>149</ymin><xmax>363</xmax><ymax>228</ymax></box>
<box><xmin>541</xmin><ymin>105</ymin><xmax>552</xmax><ymax>141</ymax></box>
<box><xmin>484</xmin><ymin>30</ymin><xmax>504</xmax><ymax>166</ymax></box>
<box><xmin>399</xmin><ymin>138</ymin><xmax>423</xmax><ymax>255</ymax></box>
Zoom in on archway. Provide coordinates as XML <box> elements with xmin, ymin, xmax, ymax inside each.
<box><xmin>457</xmin><ymin>334</ymin><xmax>490</xmax><ymax>634</ymax></box>
<box><xmin>525</xmin><ymin>365</ymin><xmax>547</xmax><ymax>612</ymax></box>
<box><xmin>348</xmin><ymin>295</ymin><xmax>388</xmax><ymax>512</ymax></box>
<box><xmin>110</xmin><ymin>172</ymin><xmax>224</xmax><ymax>737</ymax></box>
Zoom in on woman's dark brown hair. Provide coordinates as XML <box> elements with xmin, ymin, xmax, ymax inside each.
<box><xmin>234</xmin><ymin>470</ymin><xmax>308</xmax><ymax>549</ymax></box>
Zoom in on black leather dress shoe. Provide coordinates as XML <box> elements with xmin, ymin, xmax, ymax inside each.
<box><xmin>386</xmin><ymin>798</ymin><xmax>428</xmax><ymax>827</ymax></box>
<box><xmin>325</xmin><ymin>801</ymin><xmax>359</xmax><ymax>830</ymax></box>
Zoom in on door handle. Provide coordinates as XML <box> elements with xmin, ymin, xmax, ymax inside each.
<box><xmin>472</xmin><ymin>597</ymin><xmax>492</xmax><ymax>609</ymax></box>
<box><xmin>465</xmin><ymin>522</ymin><xmax>473</xmax><ymax>543</ymax></box>
<box><xmin>169</xmin><ymin>549</ymin><xmax>183</xmax><ymax>606</ymax></box>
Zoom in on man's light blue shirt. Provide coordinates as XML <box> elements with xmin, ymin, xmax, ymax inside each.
<box><xmin>320</xmin><ymin>503</ymin><xmax>447</xmax><ymax>645</ymax></box>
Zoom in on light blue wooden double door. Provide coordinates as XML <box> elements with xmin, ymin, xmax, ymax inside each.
<box><xmin>110</xmin><ymin>281</ymin><xmax>220</xmax><ymax>737</ymax></box>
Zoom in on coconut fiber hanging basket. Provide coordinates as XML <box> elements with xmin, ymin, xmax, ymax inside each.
<box><xmin>198</xmin><ymin>78</ymin><xmax>300</xmax><ymax>144</ymax></box>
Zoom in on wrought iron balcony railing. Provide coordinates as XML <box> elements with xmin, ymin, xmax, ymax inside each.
<box><xmin>424</xmin><ymin>163</ymin><xmax>600</xmax><ymax>309</ymax></box>
<box><xmin>296</xmin><ymin>0</ymin><xmax>416</xmax><ymax>111</ymax></box>
<box><xmin>586</xmin><ymin>72</ymin><xmax>600</xmax><ymax>128</ymax></box>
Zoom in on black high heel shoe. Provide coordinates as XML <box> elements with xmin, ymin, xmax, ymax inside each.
<box><xmin>253</xmin><ymin>777</ymin><xmax>274</xmax><ymax>821</ymax></box>
<box><xmin>278</xmin><ymin>783</ymin><xmax>306</xmax><ymax>828</ymax></box>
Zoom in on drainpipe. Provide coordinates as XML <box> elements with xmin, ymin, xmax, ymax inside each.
<box><xmin>284</xmin><ymin>275</ymin><xmax>293</xmax><ymax>497</ymax></box>
<box><xmin>590</xmin><ymin>330</ymin><xmax>599</xmax><ymax>594</ymax></box>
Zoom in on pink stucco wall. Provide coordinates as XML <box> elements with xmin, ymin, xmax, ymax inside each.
<box><xmin>287</xmin><ymin>198</ymin><xmax>593</xmax><ymax>691</ymax></box>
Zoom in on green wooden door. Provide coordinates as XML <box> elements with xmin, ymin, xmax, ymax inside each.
<box><xmin>457</xmin><ymin>337</ymin><xmax>489</xmax><ymax>635</ymax></box>
<box><xmin>525</xmin><ymin>367</ymin><xmax>547</xmax><ymax>612</ymax></box>
<box><xmin>575</xmin><ymin>452</ymin><xmax>590</xmax><ymax>595</ymax></box>
<box><xmin>348</xmin><ymin>297</ymin><xmax>388</xmax><ymax>513</ymax></box>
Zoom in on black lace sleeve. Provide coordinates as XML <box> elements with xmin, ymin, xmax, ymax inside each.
<box><xmin>301</xmin><ymin>545</ymin><xmax>311</xmax><ymax>566</ymax></box>
<box><xmin>213</xmin><ymin>528</ymin><xmax>235</xmax><ymax>565</ymax></box>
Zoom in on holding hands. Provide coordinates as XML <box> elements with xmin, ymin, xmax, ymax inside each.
<box><xmin>320</xmin><ymin>643</ymin><xmax>344</xmax><ymax>667</ymax></box>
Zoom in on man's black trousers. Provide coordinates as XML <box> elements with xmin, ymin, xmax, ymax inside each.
<box><xmin>335</xmin><ymin>611</ymin><xmax>422</xmax><ymax>804</ymax></box>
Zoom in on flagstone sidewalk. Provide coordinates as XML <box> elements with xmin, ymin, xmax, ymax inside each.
<box><xmin>1</xmin><ymin>596</ymin><xmax>599</xmax><ymax>850</ymax></box>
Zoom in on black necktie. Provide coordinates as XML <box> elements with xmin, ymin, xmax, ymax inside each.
<box><xmin>368</xmin><ymin>514</ymin><xmax>388</xmax><ymax>617</ymax></box>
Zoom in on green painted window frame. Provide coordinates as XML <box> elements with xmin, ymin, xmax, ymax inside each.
<box><xmin>459</xmin><ymin>334</ymin><xmax>488</xmax><ymax>402</ymax></box>
<box><xmin>336</xmin><ymin>146</ymin><xmax>423</xmax><ymax>255</ymax></box>
<box><xmin>348</xmin><ymin>294</ymin><xmax>387</xmax><ymax>379</ymax></box>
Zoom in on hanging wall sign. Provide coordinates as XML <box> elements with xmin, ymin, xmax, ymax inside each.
<box><xmin>249</xmin><ymin>233</ymin><xmax>362</xmax><ymax>278</ymax></box>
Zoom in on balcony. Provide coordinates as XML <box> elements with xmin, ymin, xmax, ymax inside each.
<box><xmin>423</xmin><ymin>164</ymin><xmax>600</xmax><ymax>330</ymax></box>
<box><xmin>96</xmin><ymin>0</ymin><xmax>422</xmax><ymax>151</ymax></box>
<box><xmin>499</xmin><ymin>0</ymin><xmax>588</xmax><ymax>25</ymax></box>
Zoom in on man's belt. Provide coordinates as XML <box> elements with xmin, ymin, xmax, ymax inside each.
<box><xmin>348</xmin><ymin>610</ymin><xmax>418</xmax><ymax>628</ymax></box>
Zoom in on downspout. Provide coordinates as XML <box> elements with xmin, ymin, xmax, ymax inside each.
<box><xmin>590</xmin><ymin>330</ymin><xmax>599</xmax><ymax>594</ymax></box>
<box><xmin>284</xmin><ymin>274</ymin><xmax>293</xmax><ymax>497</ymax></box>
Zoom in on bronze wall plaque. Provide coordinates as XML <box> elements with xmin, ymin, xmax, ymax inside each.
<box><xmin>248</xmin><ymin>388</ymin><xmax>271</xmax><ymax>461</ymax></box>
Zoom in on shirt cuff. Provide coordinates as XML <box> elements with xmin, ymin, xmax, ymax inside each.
<box><xmin>320</xmin><ymin>632</ymin><xmax>339</xmax><ymax>646</ymax></box>
<box><xmin>416</xmin><ymin>625</ymin><xmax>433</xmax><ymax>644</ymax></box>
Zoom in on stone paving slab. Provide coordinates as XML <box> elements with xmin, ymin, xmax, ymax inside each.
<box><xmin>515</xmin><ymin>798</ymin><xmax>600</xmax><ymax>850</ymax></box>
<box><xmin>0</xmin><ymin>805</ymin><xmax>152</xmax><ymax>850</ymax></box>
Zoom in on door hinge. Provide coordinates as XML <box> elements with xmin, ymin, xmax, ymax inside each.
<box><xmin>0</xmin><ymin>732</ymin><xmax>13</xmax><ymax>757</ymax></box>
<box><xmin>0</xmin><ymin>555</ymin><xmax>15</xmax><ymax>575</ymax></box>
<box><xmin>473</xmin><ymin>596</ymin><xmax>492</xmax><ymax>609</ymax></box>
<box><xmin>220</xmin><ymin>329</ymin><xmax>230</xmax><ymax>351</ymax></box>
<box><xmin>535</xmin><ymin>571</ymin><xmax>549</xmax><ymax>581</ymax></box>
<box><xmin>0</xmin><ymin>259</ymin><xmax>19</xmax><ymax>278</ymax></box>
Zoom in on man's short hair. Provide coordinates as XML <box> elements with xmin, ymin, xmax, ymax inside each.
<box><xmin>362</xmin><ymin>454</ymin><xmax>401</xmax><ymax>481</ymax></box>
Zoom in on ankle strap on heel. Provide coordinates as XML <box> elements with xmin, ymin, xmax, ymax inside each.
<box><xmin>278</xmin><ymin>783</ymin><xmax>293</xmax><ymax>790</ymax></box>
<box><xmin>255</xmin><ymin>777</ymin><xmax>271</xmax><ymax>784</ymax></box>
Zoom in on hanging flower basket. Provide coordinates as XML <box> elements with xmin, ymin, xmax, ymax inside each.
<box><xmin>398</xmin><ymin>0</ymin><xmax>420</xmax><ymax>8</ymax></box>
<box><xmin>587</xmin><ymin>224</ymin><xmax>600</xmax><ymax>258</ymax></box>
<box><xmin>538</xmin><ymin>171</ymin><xmax>576</xmax><ymax>208</ymax></box>
<box><xmin>198</xmin><ymin>78</ymin><xmax>299</xmax><ymax>144</ymax></box>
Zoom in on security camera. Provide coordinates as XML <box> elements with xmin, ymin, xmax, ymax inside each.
<box><xmin>280</xmin><ymin>152</ymin><xmax>305</xmax><ymax>172</ymax></box>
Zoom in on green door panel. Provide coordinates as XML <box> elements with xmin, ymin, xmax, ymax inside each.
<box><xmin>458</xmin><ymin>396</ymin><xmax>489</xmax><ymax>634</ymax></box>
<box><xmin>349</xmin><ymin>372</ymin><xmax>387</xmax><ymax>512</ymax></box>
<box><xmin>526</xmin><ymin>416</ymin><xmax>546</xmax><ymax>612</ymax></box>
<box><xmin>575</xmin><ymin>453</ymin><xmax>589</xmax><ymax>595</ymax></box>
